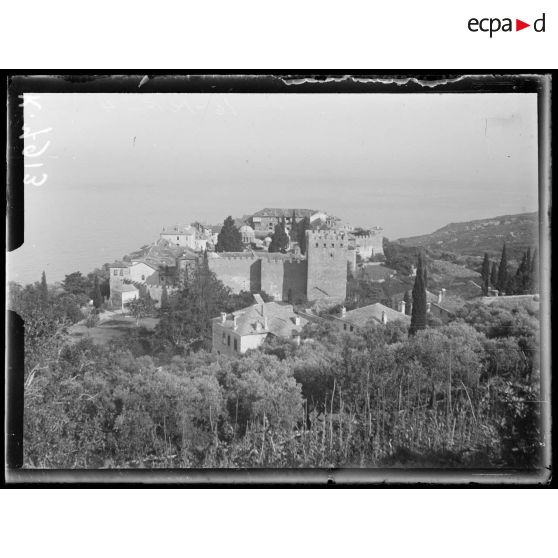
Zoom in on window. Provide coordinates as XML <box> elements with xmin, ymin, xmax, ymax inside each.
<box><xmin>315</xmin><ymin>243</ymin><xmax>319</xmax><ymax>248</ymax></box>
<box><xmin>234</xmin><ymin>339</ymin><xmax>238</xmax><ymax>351</ymax></box>
<box><xmin>227</xmin><ymin>335</ymin><xmax>231</xmax><ymax>347</ymax></box>
<box><xmin>177</xmin><ymin>236</ymin><xmax>180</xmax><ymax>240</ymax></box>
<box><xmin>350</xmin><ymin>326</ymin><xmax>354</xmax><ymax>332</ymax></box>
<box><xmin>222</xmin><ymin>332</ymin><xmax>226</xmax><ymax>343</ymax></box>
<box><xmin>141</xmin><ymin>275</ymin><xmax>145</xmax><ymax>280</ymax></box>
<box><xmin>113</xmin><ymin>270</ymin><xmax>118</xmax><ymax>275</ymax></box>
<box><xmin>332</xmin><ymin>243</ymin><xmax>335</xmax><ymax>247</ymax></box>
<box><xmin>119</xmin><ymin>270</ymin><xmax>123</xmax><ymax>276</ymax></box>
<box><xmin>330</xmin><ymin>252</ymin><xmax>334</xmax><ymax>258</ymax></box>
<box><xmin>343</xmin><ymin>324</ymin><xmax>347</xmax><ymax>331</ymax></box>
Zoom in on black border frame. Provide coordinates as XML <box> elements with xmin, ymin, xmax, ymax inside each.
<box><xmin>3</xmin><ymin>72</ymin><xmax>554</xmax><ymax>487</ymax></box>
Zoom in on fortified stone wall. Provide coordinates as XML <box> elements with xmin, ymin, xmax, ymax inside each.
<box><xmin>353</xmin><ymin>228</ymin><xmax>384</xmax><ymax>258</ymax></box>
<box><xmin>207</xmin><ymin>255</ymin><xmax>261</xmax><ymax>293</ymax></box>
<box><xmin>260</xmin><ymin>257</ymin><xmax>307</xmax><ymax>301</ymax></box>
<box><xmin>306</xmin><ymin>230</ymin><xmax>349</xmax><ymax>303</ymax></box>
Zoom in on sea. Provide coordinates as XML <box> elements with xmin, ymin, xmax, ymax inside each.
<box><xmin>7</xmin><ymin>183</ymin><xmax>201</xmax><ymax>286</ymax></box>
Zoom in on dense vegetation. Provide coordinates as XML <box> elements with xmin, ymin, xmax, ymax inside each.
<box><xmin>10</xmin><ymin>261</ymin><xmax>542</xmax><ymax>469</ymax></box>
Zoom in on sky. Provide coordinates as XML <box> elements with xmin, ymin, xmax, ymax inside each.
<box><xmin>9</xmin><ymin>92</ymin><xmax>539</xmax><ymax>284</ymax></box>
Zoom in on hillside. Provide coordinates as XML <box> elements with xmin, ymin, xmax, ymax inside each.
<box><xmin>397</xmin><ymin>212</ymin><xmax>538</xmax><ymax>263</ymax></box>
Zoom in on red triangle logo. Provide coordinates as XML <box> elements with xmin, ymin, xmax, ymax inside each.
<box><xmin>516</xmin><ymin>19</ymin><xmax>530</xmax><ymax>31</ymax></box>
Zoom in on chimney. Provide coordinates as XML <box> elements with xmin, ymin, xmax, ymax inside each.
<box><xmin>426</xmin><ymin>302</ymin><xmax>431</xmax><ymax>313</ymax></box>
<box><xmin>398</xmin><ymin>300</ymin><xmax>406</xmax><ymax>314</ymax></box>
<box><xmin>438</xmin><ymin>288</ymin><xmax>446</xmax><ymax>304</ymax></box>
<box><xmin>233</xmin><ymin>315</ymin><xmax>238</xmax><ymax>330</ymax></box>
<box><xmin>381</xmin><ymin>310</ymin><xmax>388</xmax><ymax>324</ymax></box>
<box><xmin>341</xmin><ymin>306</ymin><xmax>347</xmax><ymax>317</ymax></box>
<box><xmin>294</xmin><ymin>315</ymin><xmax>301</xmax><ymax>326</ymax></box>
<box><xmin>220</xmin><ymin>312</ymin><xmax>227</xmax><ymax>324</ymax></box>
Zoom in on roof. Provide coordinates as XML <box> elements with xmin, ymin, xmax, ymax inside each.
<box><xmin>213</xmin><ymin>302</ymin><xmax>307</xmax><ymax>338</ymax></box>
<box><xmin>337</xmin><ymin>303</ymin><xmax>410</xmax><ymax>327</ymax></box>
<box><xmin>109</xmin><ymin>261</ymin><xmax>131</xmax><ymax>269</ymax></box>
<box><xmin>251</xmin><ymin>208</ymin><xmax>319</xmax><ymax>219</ymax></box>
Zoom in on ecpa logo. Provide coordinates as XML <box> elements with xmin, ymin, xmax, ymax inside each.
<box><xmin>468</xmin><ymin>13</ymin><xmax>546</xmax><ymax>37</ymax></box>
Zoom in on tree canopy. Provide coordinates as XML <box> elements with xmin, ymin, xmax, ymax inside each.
<box><xmin>409</xmin><ymin>252</ymin><xmax>427</xmax><ymax>336</ymax></box>
<box><xmin>268</xmin><ymin>220</ymin><xmax>290</xmax><ymax>253</ymax></box>
<box><xmin>215</xmin><ymin>216</ymin><xmax>243</xmax><ymax>252</ymax></box>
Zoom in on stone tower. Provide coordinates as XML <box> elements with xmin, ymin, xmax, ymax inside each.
<box><xmin>305</xmin><ymin>230</ymin><xmax>349</xmax><ymax>304</ymax></box>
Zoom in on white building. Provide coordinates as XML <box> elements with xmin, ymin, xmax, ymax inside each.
<box><xmin>160</xmin><ymin>225</ymin><xmax>197</xmax><ymax>249</ymax></box>
<box><xmin>211</xmin><ymin>299</ymin><xmax>308</xmax><ymax>356</ymax></box>
<box><xmin>109</xmin><ymin>261</ymin><xmax>158</xmax><ymax>288</ymax></box>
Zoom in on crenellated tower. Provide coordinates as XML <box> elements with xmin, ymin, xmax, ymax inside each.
<box><xmin>305</xmin><ymin>230</ymin><xmax>349</xmax><ymax>303</ymax></box>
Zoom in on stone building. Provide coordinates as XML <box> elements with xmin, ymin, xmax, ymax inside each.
<box><xmin>239</xmin><ymin>224</ymin><xmax>256</xmax><ymax>245</ymax></box>
<box><xmin>211</xmin><ymin>299</ymin><xmax>307</xmax><ymax>356</ymax></box>
<box><xmin>306</xmin><ymin>229</ymin><xmax>349</xmax><ymax>303</ymax></box>
<box><xmin>207</xmin><ymin>229</ymin><xmax>349</xmax><ymax>306</ymax></box>
<box><xmin>109</xmin><ymin>261</ymin><xmax>158</xmax><ymax>291</ymax></box>
<box><xmin>207</xmin><ymin>252</ymin><xmax>307</xmax><ymax>301</ymax></box>
<box><xmin>160</xmin><ymin>224</ymin><xmax>210</xmax><ymax>251</ymax></box>
<box><xmin>160</xmin><ymin>225</ymin><xmax>196</xmax><ymax>248</ymax></box>
<box><xmin>248</xmin><ymin>208</ymin><xmax>318</xmax><ymax>235</ymax></box>
<box><xmin>350</xmin><ymin>227</ymin><xmax>384</xmax><ymax>259</ymax></box>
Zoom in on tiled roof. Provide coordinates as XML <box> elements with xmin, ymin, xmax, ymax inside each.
<box><xmin>213</xmin><ymin>302</ymin><xmax>307</xmax><ymax>338</ymax></box>
<box><xmin>337</xmin><ymin>303</ymin><xmax>410</xmax><ymax>327</ymax></box>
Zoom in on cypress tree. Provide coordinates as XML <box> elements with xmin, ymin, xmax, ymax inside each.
<box><xmin>215</xmin><ymin>216</ymin><xmax>243</xmax><ymax>252</ymax></box>
<box><xmin>490</xmin><ymin>261</ymin><xmax>498</xmax><ymax>290</ymax></box>
<box><xmin>268</xmin><ymin>220</ymin><xmax>290</xmax><ymax>253</ymax></box>
<box><xmin>515</xmin><ymin>249</ymin><xmax>530</xmax><ymax>294</ymax></box>
<box><xmin>409</xmin><ymin>252</ymin><xmax>427</xmax><ymax>336</ymax></box>
<box><xmin>39</xmin><ymin>270</ymin><xmax>49</xmax><ymax>303</ymax></box>
<box><xmin>481</xmin><ymin>253</ymin><xmax>491</xmax><ymax>296</ymax></box>
<box><xmin>92</xmin><ymin>275</ymin><xmax>103</xmax><ymax>309</ymax></box>
<box><xmin>497</xmin><ymin>243</ymin><xmax>508</xmax><ymax>294</ymax></box>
